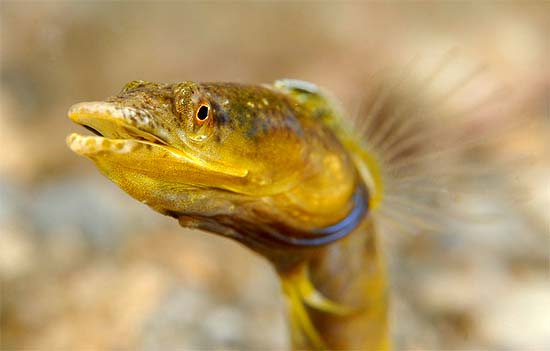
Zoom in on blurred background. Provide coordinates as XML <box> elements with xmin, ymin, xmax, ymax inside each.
<box><xmin>1</xmin><ymin>2</ymin><xmax>548</xmax><ymax>350</ymax></box>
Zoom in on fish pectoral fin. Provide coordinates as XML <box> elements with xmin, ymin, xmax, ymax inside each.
<box><xmin>280</xmin><ymin>264</ymin><xmax>363</xmax><ymax>349</ymax></box>
<box><xmin>299</xmin><ymin>280</ymin><xmax>360</xmax><ymax>317</ymax></box>
<box><xmin>293</xmin><ymin>264</ymin><xmax>362</xmax><ymax>317</ymax></box>
<box><xmin>281</xmin><ymin>275</ymin><xmax>327</xmax><ymax>349</ymax></box>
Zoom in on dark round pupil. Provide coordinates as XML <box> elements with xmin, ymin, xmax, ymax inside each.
<box><xmin>197</xmin><ymin>105</ymin><xmax>209</xmax><ymax>120</ymax></box>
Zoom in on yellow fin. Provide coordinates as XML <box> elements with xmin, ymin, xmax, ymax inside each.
<box><xmin>281</xmin><ymin>263</ymin><xmax>364</xmax><ymax>348</ymax></box>
<box><xmin>281</xmin><ymin>275</ymin><xmax>326</xmax><ymax>349</ymax></box>
<box><xmin>294</xmin><ymin>264</ymin><xmax>361</xmax><ymax>317</ymax></box>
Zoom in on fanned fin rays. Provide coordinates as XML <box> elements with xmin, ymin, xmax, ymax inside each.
<box><xmin>349</xmin><ymin>52</ymin><xmax>516</xmax><ymax>238</ymax></box>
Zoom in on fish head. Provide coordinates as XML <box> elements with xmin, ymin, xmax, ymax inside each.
<box><xmin>67</xmin><ymin>80</ymin><xmax>361</xmax><ymax>255</ymax></box>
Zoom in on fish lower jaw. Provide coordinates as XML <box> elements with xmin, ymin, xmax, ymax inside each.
<box><xmin>66</xmin><ymin>133</ymin><xmax>141</xmax><ymax>156</ymax></box>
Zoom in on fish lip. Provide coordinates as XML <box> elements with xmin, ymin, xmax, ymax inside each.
<box><xmin>68</xmin><ymin>101</ymin><xmax>169</xmax><ymax>146</ymax></box>
<box><xmin>66</xmin><ymin>133</ymin><xmax>141</xmax><ymax>156</ymax></box>
<box><xmin>66</xmin><ymin>132</ymin><xmax>190</xmax><ymax>161</ymax></box>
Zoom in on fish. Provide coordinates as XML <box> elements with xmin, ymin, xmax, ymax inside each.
<box><xmin>66</xmin><ymin>66</ymin><xmax>505</xmax><ymax>350</ymax></box>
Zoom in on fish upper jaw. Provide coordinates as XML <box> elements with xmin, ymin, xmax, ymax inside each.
<box><xmin>68</xmin><ymin>101</ymin><xmax>170</xmax><ymax>146</ymax></box>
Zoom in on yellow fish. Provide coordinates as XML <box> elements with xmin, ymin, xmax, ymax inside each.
<box><xmin>67</xmin><ymin>68</ymin><xmax>499</xmax><ymax>349</ymax></box>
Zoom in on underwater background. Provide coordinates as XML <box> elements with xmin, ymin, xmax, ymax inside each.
<box><xmin>1</xmin><ymin>2</ymin><xmax>548</xmax><ymax>350</ymax></box>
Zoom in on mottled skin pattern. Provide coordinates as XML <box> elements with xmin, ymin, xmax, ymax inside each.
<box><xmin>67</xmin><ymin>80</ymin><xmax>388</xmax><ymax>350</ymax></box>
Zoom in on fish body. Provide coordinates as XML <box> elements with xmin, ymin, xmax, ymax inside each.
<box><xmin>67</xmin><ymin>77</ymin><xmax>453</xmax><ymax>349</ymax></box>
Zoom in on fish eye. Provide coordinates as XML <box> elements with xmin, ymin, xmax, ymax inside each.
<box><xmin>195</xmin><ymin>103</ymin><xmax>210</xmax><ymax>125</ymax></box>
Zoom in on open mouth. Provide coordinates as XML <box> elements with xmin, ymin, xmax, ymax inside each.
<box><xmin>83</xmin><ymin>125</ymin><xmax>104</xmax><ymax>137</ymax></box>
<box><xmin>66</xmin><ymin>101</ymin><xmax>249</xmax><ymax>179</ymax></box>
<box><xmin>68</xmin><ymin>101</ymin><xmax>169</xmax><ymax>144</ymax></box>
<box><xmin>66</xmin><ymin>101</ymin><xmax>172</xmax><ymax>156</ymax></box>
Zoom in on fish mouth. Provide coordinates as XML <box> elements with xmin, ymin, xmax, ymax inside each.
<box><xmin>66</xmin><ymin>100</ymin><xmax>199</xmax><ymax>161</ymax></box>
<box><xmin>67</xmin><ymin>101</ymin><xmax>170</xmax><ymax>153</ymax></box>
<box><xmin>66</xmin><ymin>101</ymin><xmax>249</xmax><ymax>179</ymax></box>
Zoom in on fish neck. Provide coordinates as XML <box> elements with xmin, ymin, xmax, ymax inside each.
<box><xmin>279</xmin><ymin>203</ymin><xmax>389</xmax><ymax>350</ymax></box>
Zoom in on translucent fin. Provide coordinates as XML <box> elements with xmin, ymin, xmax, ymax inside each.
<box><xmin>348</xmin><ymin>51</ymin><xmax>527</xmax><ymax>238</ymax></box>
